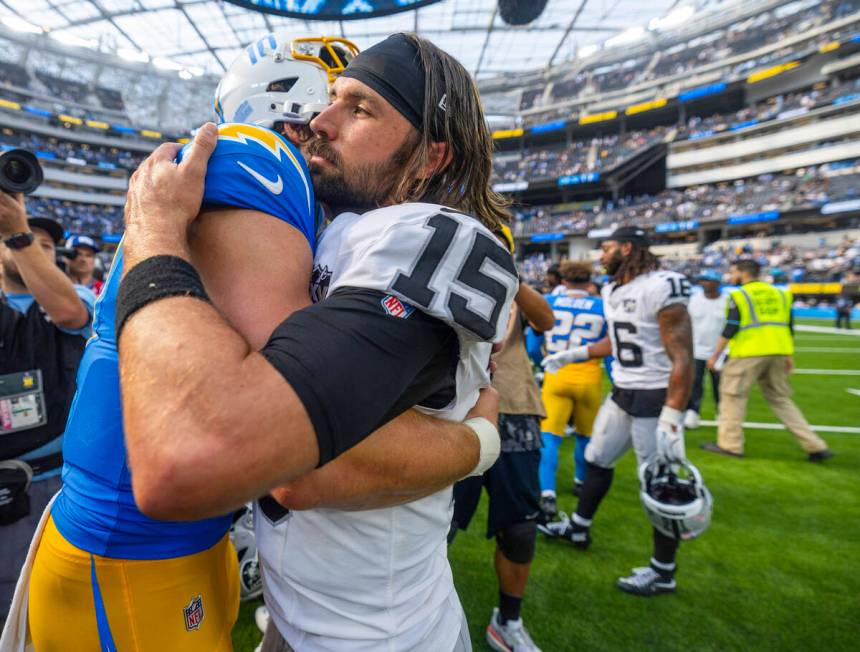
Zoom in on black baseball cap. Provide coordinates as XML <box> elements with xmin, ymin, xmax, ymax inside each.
<box><xmin>604</xmin><ymin>226</ymin><xmax>650</xmax><ymax>246</ymax></box>
<box><xmin>28</xmin><ymin>217</ymin><xmax>64</xmax><ymax>244</ymax></box>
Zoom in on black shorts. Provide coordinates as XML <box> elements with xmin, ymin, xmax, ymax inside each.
<box><xmin>452</xmin><ymin>416</ymin><xmax>542</xmax><ymax>538</ymax></box>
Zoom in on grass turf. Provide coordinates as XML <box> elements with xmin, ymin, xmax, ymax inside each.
<box><xmin>232</xmin><ymin>322</ymin><xmax>860</xmax><ymax>651</ymax></box>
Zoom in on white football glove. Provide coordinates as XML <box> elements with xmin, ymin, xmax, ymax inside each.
<box><xmin>656</xmin><ymin>406</ymin><xmax>686</xmax><ymax>463</ymax></box>
<box><xmin>540</xmin><ymin>345</ymin><xmax>589</xmax><ymax>374</ymax></box>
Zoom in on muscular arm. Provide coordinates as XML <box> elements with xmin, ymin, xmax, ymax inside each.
<box><xmin>658</xmin><ymin>303</ymin><xmax>694</xmax><ymax>410</ymax></box>
<box><xmin>122</xmin><ymin>203</ymin><xmax>317</xmax><ymax>520</ymax></box>
<box><xmin>190</xmin><ymin>207</ymin><xmax>312</xmax><ymax>349</ymax></box>
<box><xmin>586</xmin><ymin>336</ymin><xmax>613</xmax><ymax>359</ymax></box>
<box><xmin>271</xmin><ymin>394</ymin><xmax>495</xmax><ymax>510</ymax></box>
<box><xmin>515</xmin><ymin>282</ymin><xmax>555</xmax><ymax>332</ymax></box>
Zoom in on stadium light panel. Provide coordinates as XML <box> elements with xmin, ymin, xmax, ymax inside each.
<box><xmin>187</xmin><ymin>67</ymin><xmax>205</xmax><ymax>77</ymax></box>
<box><xmin>2</xmin><ymin>16</ymin><xmax>42</xmax><ymax>34</ymax></box>
<box><xmin>605</xmin><ymin>26</ymin><xmax>645</xmax><ymax>48</ymax></box>
<box><xmin>649</xmin><ymin>6</ymin><xmax>695</xmax><ymax>31</ymax></box>
<box><xmin>118</xmin><ymin>48</ymin><xmax>150</xmax><ymax>63</ymax></box>
<box><xmin>178</xmin><ymin>70</ymin><xmax>193</xmax><ymax>80</ymax></box>
<box><xmin>153</xmin><ymin>57</ymin><xmax>184</xmax><ymax>71</ymax></box>
<box><xmin>50</xmin><ymin>32</ymin><xmax>98</xmax><ymax>49</ymax></box>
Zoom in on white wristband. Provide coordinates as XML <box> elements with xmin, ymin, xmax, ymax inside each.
<box><xmin>463</xmin><ymin>416</ymin><xmax>501</xmax><ymax>478</ymax></box>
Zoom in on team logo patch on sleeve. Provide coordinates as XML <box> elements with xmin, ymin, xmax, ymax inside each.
<box><xmin>381</xmin><ymin>295</ymin><xmax>415</xmax><ymax>319</ymax></box>
<box><xmin>184</xmin><ymin>595</ymin><xmax>204</xmax><ymax>631</ymax></box>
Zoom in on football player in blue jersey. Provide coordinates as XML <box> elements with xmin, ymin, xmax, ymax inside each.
<box><xmin>13</xmin><ymin>35</ymin><xmax>501</xmax><ymax>652</ymax></box>
<box><xmin>536</xmin><ymin>261</ymin><xmax>607</xmax><ymax>519</ymax></box>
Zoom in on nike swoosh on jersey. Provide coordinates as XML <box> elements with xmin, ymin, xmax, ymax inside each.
<box><xmin>236</xmin><ymin>160</ymin><xmax>283</xmax><ymax>195</ymax></box>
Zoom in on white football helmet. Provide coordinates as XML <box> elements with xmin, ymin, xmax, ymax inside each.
<box><xmin>215</xmin><ymin>34</ymin><xmax>358</xmax><ymax>127</ymax></box>
<box><xmin>229</xmin><ymin>504</ymin><xmax>263</xmax><ymax>601</ymax></box>
<box><xmin>639</xmin><ymin>459</ymin><xmax>713</xmax><ymax>540</ymax></box>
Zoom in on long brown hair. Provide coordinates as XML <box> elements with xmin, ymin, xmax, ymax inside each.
<box><xmin>614</xmin><ymin>242</ymin><xmax>660</xmax><ymax>285</ymax></box>
<box><xmin>388</xmin><ymin>33</ymin><xmax>511</xmax><ymax>231</ymax></box>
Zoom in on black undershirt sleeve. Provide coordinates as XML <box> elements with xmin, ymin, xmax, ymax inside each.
<box><xmin>722</xmin><ymin>297</ymin><xmax>741</xmax><ymax>339</ymax></box>
<box><xmin>260</xmin><ymin>287</ymin><xmax>460</xmax><ymax>466</ymax></box>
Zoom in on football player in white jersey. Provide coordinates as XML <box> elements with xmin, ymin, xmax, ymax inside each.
<box><xmin>112</xmin><ymin>33</ymin><xmax>519</xmax><ymax>652</ymax></box>
<box><xmin>540</xmin><ymin>226</ymin><xmax>694</xmax><ymax>596</ymax></box>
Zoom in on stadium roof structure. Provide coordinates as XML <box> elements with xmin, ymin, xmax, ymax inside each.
<box><xmin>0</xmin><ymin>0</ymin><xmax>693</xmax><ymax>81</ymax></box>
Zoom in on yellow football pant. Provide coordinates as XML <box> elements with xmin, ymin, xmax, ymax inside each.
<box><xmin>540</xmin><ymin>373</ymin><xmax>602</xmax><ymax>437</ymax></box>
<box><xmin>28</xmin><ymin>516</ymin><xmax>239</xmax><ymax>652</ymax></box>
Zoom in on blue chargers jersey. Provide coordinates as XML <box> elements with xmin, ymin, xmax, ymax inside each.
<box><xmin>543</xmin><ymin>292</ymin><xmax>607</xmax><ymax>353</ymax></box>
<box><xmin>52</xmin><ymin>123</ymin><xmax>315</xmax><ymax>559</ymax></box>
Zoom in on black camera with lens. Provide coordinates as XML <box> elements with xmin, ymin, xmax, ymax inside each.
<box><xmin>0</xmin><ymin>149</ymin><xmax>43</xmax><ymax>195</ymax></box>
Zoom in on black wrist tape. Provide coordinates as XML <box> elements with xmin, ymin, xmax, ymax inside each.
<box><xmin>115</xmin><ymin>255</ymin><xmax>210</xmax><ymax>340</ymax></box>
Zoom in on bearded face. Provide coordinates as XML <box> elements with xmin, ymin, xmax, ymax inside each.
<box><xmin>305</xmin><ymin>134</ymin><xmax>414</xmax><ymax>212</ymax></box>
<box><xmin>600</xmin><ymin>242</ymin><xmax>624</xmax><ymax>276</ymax></box>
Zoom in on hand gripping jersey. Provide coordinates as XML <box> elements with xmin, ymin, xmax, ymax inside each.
<box><xmin>51</xmin><ymin>123</ymin><xmax>315</xmax><ymax>559</ymax></box>
<box><xmin>256</xmin><ymin>203</ymin><xmax>519</xmax><ymax>652</ymax></box>
<box><xmin>543</xmin><ymin>289</ymin><xmax>607</xmax><ymax>384</ymax></box>
<box><xmin>602</xmin><ymin>270</ymin><xmax>690</xmax><ymax>390</ymax></box>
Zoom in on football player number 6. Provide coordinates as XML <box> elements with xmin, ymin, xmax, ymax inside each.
<box><xmin>613</xmin><ymin>322</ymin><xmax>644</xmax><ymax>367</ymax></box>
<box><xmin>392</xmin><ymin>212</ymin><xmax>518</xmax><ymax>340</ymax></box>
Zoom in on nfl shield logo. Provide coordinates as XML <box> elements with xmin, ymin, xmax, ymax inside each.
<box><xmin>381</xmin><ymin>295</ymin><xmax>415</xmax><ymax>319</ymax></box>
<box><xmin>184</xmin><ymin>595</ymin><xmax>204</xmax><ymax>631</ymax></box>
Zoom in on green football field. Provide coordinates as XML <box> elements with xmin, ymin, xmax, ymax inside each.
<box><xmin>231</xmin><ymin>320</ymin><xmax>860</xmax><ymax>651</ymax></box>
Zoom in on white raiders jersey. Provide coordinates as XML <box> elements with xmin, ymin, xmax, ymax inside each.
<box><xmin>602</xmin><ymin>270</ymin><xmax>690</xmax><ymax>390</ymax></box>
<box><xmin>256</xmin><ymin>202</ymin><xmax>519</xmax><ymax>651</ymax></box>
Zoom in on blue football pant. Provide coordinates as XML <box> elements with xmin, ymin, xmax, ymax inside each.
<box><xmin>539</xmin><ymin>433</ymin><xmax>590</xmax><ymax>493</ymax></box>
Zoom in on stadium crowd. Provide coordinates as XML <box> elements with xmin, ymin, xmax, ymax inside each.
<box><xmin>0</xmin><ymin>128</ymin><xmax>144</xmax><ymax>170</ymax></box>
<box><xmin>513</xmin><ymin>159</ymin><xmax>860</xmax><ymax>236</ymax></box>
<box><xmin>493</xmin><ymin>126</ymin><xmax>671</xmax><ymax>183</ymax></box>
<box><xmin>520</xmin><ymin>0</ymin><xmax>859</xmax><ymax>119</ymax></box>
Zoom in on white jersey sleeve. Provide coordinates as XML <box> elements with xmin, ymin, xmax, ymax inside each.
<box><xmin>644</xmin><ymin>270</ymin><xmax>692</xmax><ymax>314</ymax></box>
<box><xmin>327</xmin><ymin>203</ymin><xmax>520</xmax><ymax>342</ymax></box>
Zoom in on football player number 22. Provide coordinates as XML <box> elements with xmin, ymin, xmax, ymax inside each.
<box><xmin>392</xmin><ymin>212</ymin><xmax>518</xmax><ymax>340</ymax></box>
<box><xmin>545</xmin><ymin>312</ymin><xmax>604</xmax><ymax>353</ymax></box>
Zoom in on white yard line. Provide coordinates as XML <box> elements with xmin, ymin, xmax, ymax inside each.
<box><xmin>793</xmin><ymin>369</ymin><xmax>860</xmax><ymax>375</ymax></box>
<box><xmin>795</xmin><ymin>347</ymin><xmax>860</xmax><ymax>353</ymax></box>
<box><xmin>796</xmin><ymin>325</ymin><xmax>860</xmax><ymax>337</ymax></box>
<box><xmin>846</xmin><ymin>388</ymin><xmax>860</xmax><ymax>397</ymax></box>
<box><xmin>699</xmin><ymin>420</ymin><xmax>860</xmax><ymax>434</ymax></box>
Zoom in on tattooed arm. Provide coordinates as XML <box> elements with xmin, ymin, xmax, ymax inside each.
<box><xmin>658</xmin><ymin>303</ymin><xmax>694</xmax><ymax>411</ymax></box>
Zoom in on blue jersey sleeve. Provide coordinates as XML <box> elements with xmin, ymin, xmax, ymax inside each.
<box><xmin>524</xmin><ymin>326</ymin><xmax>544</xmax><ymax>366</ymax></box>
<box><xmin>178</xmin><ymin>123</ymin><xmax>316</xmax><ymax>251</ymax></box>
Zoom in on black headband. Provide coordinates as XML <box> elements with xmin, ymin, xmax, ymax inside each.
<box><xmin>340</xmin><ymin>34</ymin><xmax>446</xmax><ymax>140</ymax></box>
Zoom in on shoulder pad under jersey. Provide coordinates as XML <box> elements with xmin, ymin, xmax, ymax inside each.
<box><xmin>178</xmin><ymin>123</ymin><xmax>316</xmax><ymax>249</ymax></box>
<box><xmin>329</xmin><ymin>203</ymin><xmax>519</xmax><ymax>341</ymax></box>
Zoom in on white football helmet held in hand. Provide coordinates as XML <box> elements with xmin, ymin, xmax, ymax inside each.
<box><xmin>215</xmin><ymin>33</ymin><xmax>358</xmax><ymax>127</ymax></box>
<box><xmin>639</xmin><ymin>459</ymin><xmax>712</xmax><ymax>540</ymax></box>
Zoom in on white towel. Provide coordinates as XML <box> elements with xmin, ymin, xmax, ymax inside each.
<box><xmin>0</xmin><ymin>493</ymin><xmax>57</xmax><ymax>652</ymax></box>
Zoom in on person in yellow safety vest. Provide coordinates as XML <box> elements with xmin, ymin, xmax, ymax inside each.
<box><xmin>700</xmin><ymin>259</ymin><xmax>833</xmax><ymax>462</ymax></box>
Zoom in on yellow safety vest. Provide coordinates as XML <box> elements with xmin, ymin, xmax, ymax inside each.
<box><xmin>727</xmin><ymin>281</ymin><xmax>794</xmax><ymax>358</ymax></box>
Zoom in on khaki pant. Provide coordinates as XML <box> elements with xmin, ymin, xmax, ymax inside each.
<box><xmin>717</xmin><ymin>355</ymin><xmax>828</xmax><ymax>455</ymax></box>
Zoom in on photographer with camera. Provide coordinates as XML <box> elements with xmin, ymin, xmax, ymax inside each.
<box><xmin>0</xmin><ymin>152</ymin><xmax>94</xmax><ymax>623</ymax></box>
